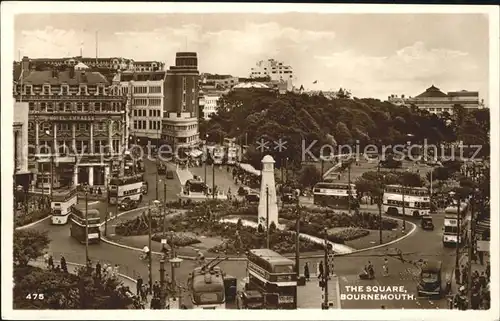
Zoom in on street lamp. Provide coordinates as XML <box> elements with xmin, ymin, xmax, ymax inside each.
<box><xmin>45</xmin><ymin>129</ymin><xmax>54</xmax><ymax>200</ymax></box>
<box><xmin>84</xmin><ymin>185</ymin><xmax>89</xmax><ymax>263</ymax></box>
<box><xmin>148</xmin><ymin>199</ymin><xmax>161</xmax><ymax>294</ymax></box>
<box><xmin>169</xmin><ymin>245</ymin><xmax>183</xmax><ymax>308</ymax></box>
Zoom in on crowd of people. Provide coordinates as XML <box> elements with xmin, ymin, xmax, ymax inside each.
<box><xmin>453</xmin><ymin>259</ymin><xmax>490</xmax><ymax>310</ymax></box>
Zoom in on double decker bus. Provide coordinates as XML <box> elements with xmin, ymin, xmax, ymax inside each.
<box><xmin>212</xmin><ymin>146</ymin><xmax>225</xmax><ymax>165</ymax></box>
<box><xmin>187</xmin><ymin>257</ymin><xmax>227</xmax><ymax>309</ymax></box>
<box><xmin>313</xmin><ymin>182</ymin><xmax>357</xmax><ymax>209</ymax></box>
<box><xmin>383</xmin><ymin>185</ymin><xmax>430</xmax><ymax>217</ymax></box>
<box><xmin>108</xmin><ymin>174</ymin><xmax>144</xmax><ymax>205</ymax></box>
<box><xmin>245</xmin><ymin>249</ymin><xmax>297</xmax><ymax>309</ymax></box>
<box><xmin>50</xmin><ymin>187</ymin><xmax>78</xmax><ymax>225</ymax></box>
<box><xmin>443</xmin><ymin>213</ymin><xmax>469</xmax><ymax>247</ymax></box>
<box><xmin>70</xmin><ymin>203</ymin><xmax>101</xmax><ymax>244</ymax></box>
<box><xmin>225</xmin><ymin>146</ymin><xmax>238</xmax><ymax>165</ymax></box>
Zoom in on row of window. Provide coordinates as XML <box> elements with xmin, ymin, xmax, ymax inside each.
<box><xmin>18</xmin><ymin>84</ymin><xmax>119</xmax><ymax>96</ymax></box>
<box><xmin>132</xmin><ymin>109</ymin><xmax>162</xmax><ymax>118</ymax></box>
<box><xmin>133</xmin><ymin>120</ymin><xmax>161</xmax><ymax>130</ymax></box>
<box><xmin>28</xmin><ymin>101</ymin><xmax>124</xmax><ymax>113</ymax></box>
<box><xmin>163</xmin><ymin>124</ymin><xmax>197</xmax><ymax>131</ymax></box>
<box><xmin>32</xmin><ymin>139</ymin><xmax>121</xmax><ymax>154</ymax></box>
<box><xmin>163</xmin><ymin>134</ymin><xmax>198</xmax><ymax>144</ymax></box>
<box><xmin>132</xmin><ymin>98</ymin><xmax>162</xmax><ymax>106</ymax></box>
<box><xmin>132</xmin><ymin>86</ymin><xmax>162</xmax><ymax>94</ymax></box>
<box><xmin>30</xmin><ymin>121</ymin><xmax>119</xmax><ymax>132</ymax></box>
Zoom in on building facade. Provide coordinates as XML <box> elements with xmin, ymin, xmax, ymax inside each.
<box><xmin>201</xmin><ymin>92</ymin><xmax>223</xmax><ymax>120</ymax></box>
<box><xmin>13</xmin><ymin>99</ymin><xmax>31</xmax><ymax>188</ymax></box>
<box><xmin>163</xmin><ymin>52</ymin><xmax>200</xmax><ymax>149</ymax></box>
<box><xmin>250</xmin><ymin>59</ymin><xmax>294</xmax><ymax>82</ymax></box>
<box><xmin>387</xmin><ymin>94</ymin><xmax>409</xmax><ymax>107</ymax></box>
<box><xmin>408</xmin><ymin>85</ymin><xmax>482</xmax><ymax>115</ymax></box>
<box><xmin>119</xmin><ymin>71</ymin><xmax>166</xmax><ymax>145</ymax></box>
<box><xmin>14</xmin><ymin>64</ymin><xmax>127</xmax><ymax>188</ymax></box>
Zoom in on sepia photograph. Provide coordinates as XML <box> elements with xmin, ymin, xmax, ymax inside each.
<box><xmin>1</xmin><ymin>2</ymin><xmax>498</xmax><ymax>320</ymax></box>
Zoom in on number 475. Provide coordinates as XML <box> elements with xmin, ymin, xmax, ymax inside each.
<box><xmin>26</xmin><ymin>293</ymin><xmax>44</xmax><ymax>300</ymax></box>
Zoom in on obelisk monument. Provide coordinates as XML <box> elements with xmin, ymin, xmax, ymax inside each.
<box><xmin>258</xmin><ymin>155</ymin><xmax>279</xmax><ymax>230</ymax></box>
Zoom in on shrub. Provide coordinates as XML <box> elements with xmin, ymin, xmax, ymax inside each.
<box><xmin>15</xmin><ymin>208</ymin><xmax>51</xmax><ymax>228</ymax></box>
<box><xmin>151</xmin><ymin>232</ymin><xmax>201</xmax><ymax>247</ymax></box>
<box><xmin>330</xmin><ymin>228</ymin><xmax>370</xmax><ymax>241</ymax></box>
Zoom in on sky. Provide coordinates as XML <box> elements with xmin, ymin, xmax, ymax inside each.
<box><xmin>14</xmin><ymin>13</ymin><xmax>490</xmax><ymax>102</ymax></box>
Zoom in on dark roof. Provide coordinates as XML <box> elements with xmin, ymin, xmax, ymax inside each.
<box><xmin>120</xmin><ymin>71</ymin><xmax>166</xmax><ymax>82</ymax></box>
<box><xmin>248</xmin><ymin>249</ymin><xmax>294</xmax><ymax>264</ymax></box>
<box><xmin>422</xmin><ymin>260</ymin><xmax>442</xmax><ymax>272</ymax></box>
<box><xmin>21</xmin><ymin>70</ymin><xmax>109</xmax><ymax>85</ymax></box>
<box><xmin>447</xmin><ymin>90</ymin><xmax>479</xmax><ymax>97</ymax></box>
<box><xmin>13</xmin><ymin>63</ymin><xmax>22</xmax><ymax>82</ymax></box>
<box><xmin>415</xmin><ymin>85</ymin><xmax>448</xmax><ymax>98</ymax></box>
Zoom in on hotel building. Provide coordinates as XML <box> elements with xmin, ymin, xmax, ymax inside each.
<box><xmin>408</xmin><ymin>85</ymin><xmax>483</xmax><ymax>115</ymax></box>
<box><xmin>162</xmin><ymin>52</ymin><xmax>200</xmax><ymax>150</ymax></box>
<box><xmin>14</xmin><ymin>58</ymin><xmax>127</xmax><ymax>188</ymax></box>
<box><xmin>250</xmin><ymin>59</ymin><xmax>294</xmax><ymax>82</ymax></box>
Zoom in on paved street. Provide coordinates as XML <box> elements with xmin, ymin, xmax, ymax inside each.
<box><xmin>189</xmin><ymin>164</ymin><xmax>240</xmax><ymax>195</ymax></box>
<box><xmin>24</xmin><ymin>155</ymin><xmax>460</xmax><ymax>309</ymax></box>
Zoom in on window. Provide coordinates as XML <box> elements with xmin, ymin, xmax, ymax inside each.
<box><xmin>142</xmin><ymin>120</ymin><xmax>146</xmax><ymax>129</ymax></box>
<box><xmin>42</xmin><ymin>85</ymin><xmax>51</xmax><ymax>95</ymax></box>
<box><xmin>94</xmin><ymin>102</ymin><xmax>101</xmax><ymax>111</ymax></box>
<box><xmin>149</xmin><ymin>86</ymin><xmax>161</xmax><ymax>93</ymax></box>
<box><xmin>133</xmin><ymin>86</ymin><xmax>147</xmax><ymax>94</ymax></box>
<box><xmin>133</xmin><ymin>121</ymin><xmax>138</xmax><ymax>129</ymax></box>
<box><xmin>78</xmin><ymin>123</ymin><xmax>89</xmax><ymax>131</ymax></box>
<box><xmin>76</xmin><ymin>102</ymin><xmax>83</xmax><ymax>112</ymax></box>
<box><xmin>83</xmin><ymin>102</ymin><xmax>89</xmax><ymax>112</ymax></box>
<box><xmin>97</xmin><ymin>86</ymin><xmax>104</xmax><ymax>95</ymax></box>
<box><xmin>42</xmin><ymin>122</ymin><xmax>51</xmax><ymax>132</ymax></box>
<box><xmin>25</xmin><ymin>85</ymin><xmax>33</xmax><ymax>95</ymax></box>
<box><xmin>61</xmin><ymin>85</ymin><xmax>69</xmax><ymax>95</ymax></box>
<box><xmin>79</xmin><ymin>85</ymin><xmax>88</xmax><ymax>95</ymax></box>
<box><xmin>28</xmin><ymin>102</ymin><xmax>35</xmax><ymax>111</ymax></box>
<box><xmin>82</xmin><ymin>140</ymin><xmax>89</xmax><ymax>154</ymax></box>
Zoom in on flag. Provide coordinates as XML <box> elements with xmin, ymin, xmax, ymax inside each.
<box><xmin>313</xmin><ymin>80</ymin><xmax>318</xmax><ymax>84</ymax></box>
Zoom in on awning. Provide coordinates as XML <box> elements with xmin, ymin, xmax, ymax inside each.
<box><xmin>190</xmin><ymin>149</ymin><xmax>203</xmax><ymax>158</ymax></box>
<box><xmin>238</xmin><ymin>163</ymin><xmax>261</xmax><ymax>176</ymax></box>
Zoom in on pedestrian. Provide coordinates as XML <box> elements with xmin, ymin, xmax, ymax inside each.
<box><xmin>48</xmin><ymin>255</ymin><xmax>54</xmax><ymax>270</ymax></box>
<box><xmin>478</xmin><ymin>250</ymin><xmax>484</xmax><ymax>265</ymax></box>
<box><xmin>318</xmin><ymin>261</ymin><xmax>324</xmax><ymax>280</ymax></box>
<box><xmin>304</xmin><ymin>262</ymin><xmax>310</xmax><ymax>281</ymax></box>
<box><xmin>43</xmin><ymin>252</ymin><xmax>49</xmax><ymax>267</ymax></box>
<box><xmin>106</xmin><ymin>264</ymin><xmax>113</xmax><ymax>276</ymax></box>
<box><xmin>479</xmin><ymin>272</ymin><xmax>486</xmax><ymax>288</ymax></box>
<box><xmin>95</xmin><ymin>261</ymin><xmax>102</xmax><ymax>278</ymax></box>
<box><xmin>102</xmin><ymin>263</ymin><xmax>108</xmax><ymax>276</ymax></box>
<box><xmin>455</xmin><ymin>266</ymin><xmax>461</xmax><ymax>284</ymax></box>
<box><xmin>154</xmin><ymin>281</ymin><xmax>160</xmax><ymax>297</ymax></box>
<box><xmin>60</xmin><ymin>255</ymin><xmax>68</xmax><ymax>273</ymax></box>
<box><xmin>136</xmin><ymin>275</ymin><xmax>143</xmax><ymax>296</ymax></box>
<box><xmin>461</xmin><ymin>266</ymin><xmax>467</xmax><ymax>286</ymax></box>
<box><xmin>113</xmin><ymin>264</ymin><xmax>119</xmax><ymax>277</ymax></box>
<box><xmin>98</xmin><ymin>187</ymin><xmax>102</xmax><ymax>195</ymax></box>
<box><xmin>141</xmin><ymin>283</ymin><xmax>148</xmax><ymax>301</ymax></box>
<box><xmin>55</xmin><ymin>265</ymin><xmax>61</xmax><ymax>273</ymax></box>
<box><xmin>383</xmin><ymin>258</ymin><xmax>389</xmax><ymax>276</ymax></box>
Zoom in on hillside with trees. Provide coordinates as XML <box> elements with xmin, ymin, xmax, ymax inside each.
<box><xmin>201</xmin><ymin>90</ymin><xmax>489</xmax><ymax>170</ymax></box>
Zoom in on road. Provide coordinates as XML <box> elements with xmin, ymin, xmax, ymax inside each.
<box><xmin>189</xmin><ymin>164</ymin><xmax>240</xmax><ymax>195</ymax></box>
<box><xmin>25</xmin><ymin>159</ymin><xmax>457</xmax><ymax>309</ymax></box>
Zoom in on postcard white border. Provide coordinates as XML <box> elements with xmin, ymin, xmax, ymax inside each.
<box><xmin>1</xmin><ymin>2</ymin><xmax>499</xmax><ymax>320</ymax></box>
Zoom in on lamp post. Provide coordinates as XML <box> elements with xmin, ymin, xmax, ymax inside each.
<box><xmin>347</xmin><ymin>160</ymin><xmax>352</xmax><ymax>214</ymax></box>
<box><xmin>149</xmin><ymin>199</ymin><xmax>161</xmax><ymax>294</ymax></box>
<box><xmin>212</xmin><ymin>163</ymin><xmax>215</xmax><ymax>199</ymax></box>
<box><xmin>170</xmin><ymin>247</ymin><xmax>183</xmax><ymax>308</ymax></box>
<box><xmin>455</xmin><ymin>194</ymin><xmax>461</xmax><ymax>270</ymax></box>
<box><xmin>45</xmin><ymin>130</ymin><xmax>54</xmax><ymax>200</ymax></box>
<box><xmin>204</xmin><ymin>134</ymin><xmax>208</xmax><ymax>184</ymax></box>
<box><xmin>84</xmin><ymin>187</ymin><xmax>89</xmax><ymax>263</ymax></box>
<box><xmin>322</xmin><ymin>227</ymin><xmax>329</xmax><ymax>310</ymax></box>
<box><xmin>377</xmin><ymin>162</ymin><xmax>383</xmax><ymax>245</ymax></box>
<box><xmin>295</xmin><ymin>197</ymin><xmax>300</xmax><ymax>277</ymax></box>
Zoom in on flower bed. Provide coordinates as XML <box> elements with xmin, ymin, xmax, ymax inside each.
<box><xmin>330</xmin><ymin>228</ymin><xmax>370</xmax><ymax>241</ymax></box>
<box><xmin>151</xmin><ymin>232</ymin><xmax>201</xmax><ymax>247</ymax></box>
<box><xmin>15</xmin><ymin>208</ymin><xmax>51</xmax><ymax>228</ymax></box>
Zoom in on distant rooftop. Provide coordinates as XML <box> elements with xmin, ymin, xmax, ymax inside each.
<box><xmin>21</xmin><ymin>70</ymin><xmax>109</xmax><ymax>86</ymax></box>
<box><xmin>414</xmin><ymin>85</ymin><xmax>448</xmax><ymax>98</ymax></box>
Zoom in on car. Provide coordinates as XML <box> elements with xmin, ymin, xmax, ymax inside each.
<box><xmin>236</xmin><ymin>290</ymin><xmax>264</xmax><ymax>309</ymax></box>
<box><xmin>119</xmin><ymin>198</ymin><xmax>139</xmax><ymax>211</ymax></box>
<box><xmin>416</xmin><ymin>260</ymin><xmax>451</xmax><ymax>298</ymax></box>
<box><xmin>421</xmin><ymin>215</ymin><xmax>434</xmax><ymax>230</ymax></box>
<box><xmin>245</xmin><ymin>193</ymin><xmax>260</xmax><ymax>203</ymax></box>
<box><xmin>281</xmin><ymin>193</ymin><xmax>298</xmax><ymax>204</ymax></box>
<box><xmin>166</xmin><ymin>170</ymin><xmax>174</xmax><ymax>179</ymax></box>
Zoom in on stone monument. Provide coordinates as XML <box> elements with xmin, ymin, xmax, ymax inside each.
<box><xmin>258</xmin><ymin>155</ymin><xmax>279</xmax><ymax>230</ymax></box>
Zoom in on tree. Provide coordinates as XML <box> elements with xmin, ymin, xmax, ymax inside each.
<box><xmin>13</xmin><ymin>230</ymin><xmax>135</xmax><ymax>309</ymax></box>
<box><xmin>242</xmin><ymin>146</ymin><xmax>263</xmax><ymax>170</ymax></box>
<box><xmin>298</xmin><ymin>165</ymin><xmax>322</xmax><ymax>188</ymax></box>
<box><xmin>337</xmin><ymin>87</ymin><xmax>351</xmax><ymax>99</ymax></box>
<box><xmin>13</xmin><ymin>230</ymin><xmax>50</xmax><ymax>267</ymax></box>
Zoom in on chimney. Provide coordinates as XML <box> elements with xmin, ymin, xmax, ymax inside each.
<box><xmin>51</xmin><ymin>69</ymin><xmax>58</xmax><ymax>78</ymax></box>
<box><xmin>69</xmin><ymin>66</ymin><xmax>75</xmax><ymax>79</ymax></box>
<box><xmin>21</xmin><ymin>56</ymin><xmax>30</xmax><ymax>72</ymax></box>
